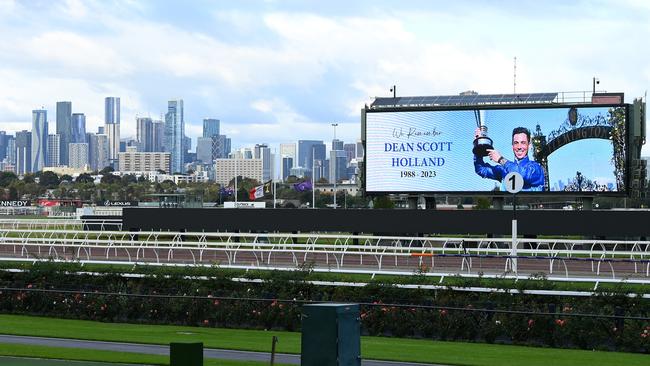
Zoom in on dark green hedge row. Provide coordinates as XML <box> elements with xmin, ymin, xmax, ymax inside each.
<box><xmin>0</xmin><ymin>262</ymin><xmax>648</xmax><ymax>353</ymax></box>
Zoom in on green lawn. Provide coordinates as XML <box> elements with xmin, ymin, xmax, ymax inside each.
<box><xmin>0</xmin><ymin>344</ymin><xmax>287</xmax><ymax>366</ymax></box>
<box><xmin>0</xmin><ymin>314</ymin><xmax>648</xmax><ymax>366</ymax></box>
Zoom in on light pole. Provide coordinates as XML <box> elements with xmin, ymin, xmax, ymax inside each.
<box><xmin>332</xmin><ymin>123</ymin><xmax>338</xmax><ymax>209</ymax></box>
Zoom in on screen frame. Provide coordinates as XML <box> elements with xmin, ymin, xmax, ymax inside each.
<box><xmin>362</xmin><ymin>102</ymin><xmax>630</xmax><ymax>197</ymax></box>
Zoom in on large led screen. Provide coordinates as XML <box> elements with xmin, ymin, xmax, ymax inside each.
<box><xmin>365</xmin><ymin>105</ymin><xmax>627</xmax><ymax>193</ymax></box>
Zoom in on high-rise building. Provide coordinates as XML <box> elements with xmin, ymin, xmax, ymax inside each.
<box><xmin>281</xmin><ymin>156</ymin><xmax>294</xmax><ymax>181</ymax></box>
<box><xmin>118</xmin><ymin>150</ymin><xmax>171</xmax><ymax>173</ymax></box>
<box><xmin>165</xmin><ymin>99</ymin><xmax>184</xmax><ymax>173</ymax></box>
<box><xmin>356</xmin><ymin>140</ymin><xmax>364</xmax><ymax>159</ymax></box>
<box><xmin>31</xmin><ymin>109</ymin><xmax>47</xmax><ymax>172</ymax></box>
<box><xmin>0</xmin><ymin>131</ymin><xmax>7</xmax><ymax>161</ymax></box>
<box><xmin>46</xmin><ymin>134</ymin><xmax>61</xmax><ymax>167</ymax></box>
<box><xmin>56</xmin><ymin>101</ymin><xmax>72</xmax><ymax>165</ymax></box>
<box><xmin>15</xmin><ymin>130</ymin><xmax>32</xmax><ymax>175</ymax></box>
<box><xmin>214</xmin><ymin>158</ymin><xmax>263</xmax><ymax>186</ymax></box>
<box><xmin>68</xmin><ymin>142</ymin><xmax>89</xmax><ymax>169</ymax></box>
<box><xmin>137</xmin><ymin>117</ymin><xmax>153</xmax><ymax>152</ymax></box>
<box><xmin>332</xmin><ymin>139</ymin><xmax>344</xmax><ymax>151</ymax></box>
<box><xmin>71</xmin><ymin>113</ymin><xmax>86</xmax><ymax>143</ymax></box>
<box><xmin>152</xmin><ymin>120</ymin><xmax>165</xmax><ymax>152</ymax></box>
<box><xmin>105</xmin><ymin>97</ymin><xmax>120</xmax><ymax>168</ymax></box>
<box><xmin>105</xmin><ymin>97</ymin><xmax>120</xmax><ymax>124</ymax></box>
<box><xmin>279</xmin><ymin>143</ymin><xmax>296</xmax><ymax>181</ymax></box>
<box><xmin>88</xmin><ymin>133</ymin><xmax>109</xmax><ymax>171</ymax></box>
<box><xmin>203</xmin><ymin>118</ymin><xmax>220</xmax><ymax>138</ymax></box>
<box><xmin>330</xmin><ymin>150</ymin><xmax>348</xmax><ymax>184</ymax></box>
<box><xmin>6</xmin><ymin>136</ymin><xmax>15</xmax><ymax>165</ymax></box>
<box><xmin>196</xmin><ymin>137</ymin><xmax>212</xmax><ymax>163</ymax></box>
<box><xmin>298</xmin><ymin>140</ymin><xmax>326</xmax><ymax>176</ymax></box>
<box><xmin>343</xmin><ymin>143</ymin><xmax>356</xmax><ymax>164</ymax></box>
<box><xmin>254</xmin><ymin>144</ymin><xmax>272</xmax><ymax>181</ymax></box>
<box><xmin>183</xmin><ymin>135</ymin><xmax>192</xmax><ymax>163</ymax></box>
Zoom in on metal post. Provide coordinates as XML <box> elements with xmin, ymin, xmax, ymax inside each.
<box><xmin>511</xmin><ymin>193</ymin><xmax>517</xmax><ymax>274</ymax></box>
<box><xmin>312</xmin><ymin>147</ymin><xmax>315</xmax><ymax>209</ymax></box>
<box><xmin>270</xmin><ymin>336</ymin><xmax>278</xmax><ymax>365</ymax></box>
<box><xmin>332</xmin><ymin>123</ymin><xmax>338</xmax><ymax>210</ymax></box>
<box><xmin>234</xmin><ymin>157</ymin><xmax>238</xmax><ymax>205</ymax></box>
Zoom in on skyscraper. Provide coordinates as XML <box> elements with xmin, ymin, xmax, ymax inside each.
<box><xmin>105</xmin><ymin>97</ymin><xmax>120</xmax><ymax>168</ymax></box>
<box><xmin>254</xmin><ymin>144</ymin><xmax>272</xmax><ymax>181</ymax></box>
<box><xmin>0</xmin><ymin>131</ymin><xmax>7</xmax><ymax>161</ymax></box>
<box><xmin>165</xmin><ymin>99</ymin><xmax>184</xmax><ymax>173</ymax></box>
<box><xmin>47</xmin><ymin>134</ymin><xmax>61</xmax><ymax>167</ymax></box>
<box><xmin>31</xmin><ymin>109</ymin><xmax>47</xmax><ymax>172</ymax></box>
<box><xmin>15</xmin><ymin>130</ymin><xmax>32</xmax><ymax>175</ymax></box>
<box><xmin>196</xmin><ymin>137</ymin><xmax>212</xmax><ymax>163</ymax></box>
<box><xmin>279</xmin><ymin>143</ymin><xmax>296</xmax><ymax>181</ymax></box>
<box><xmin>6</xmin><ymin>136</ymin><xmax>15</xmax><ymax>166</ymax></box>
<box><xmin>343</xmin><ymin>143</ymin><xmax>356</xmax><ymax>164</ymax></box>
<box><xmin>332</xmin><ymin>139</ymin><xmax>344</xmax><ymax>151</ymax></box>
<box><xmin>298</xmin><ymin>140</ymin><xmax>325</xmax><ymax>176</ymax></box>
<box><xmin>202</xmin><ymin>118</ymin><xmax>220</xmax><ymax>138</ymax></box>
<box><xmin>105</xmin><ymin>97</ymin><xmax>120</xmax><ymax>124</ymax></box>
<box><xmin>88</xmin><ymin>133</ymin><xmax>109</xmax><ymax>171</ymax></box>
<box><xmin>71</xmin><ymin>113</ymin><xmax>86</xmax><ymax>143</ymax></box>
<box><xmin>56</xmin><ymin>101</ymin><xmax>72</xmax><ymax>165</ymax></box>
<box><xmin>69</xmin><ymin>143</ymin><xmax>89</xmax><ymax>169</ymax></box>
<box><xmin>330</xmin><ymin>150</ymin><xmax>348</xmax><ymax>184</ymax></box>
<box><xmin>152</xmin><ymin>120</ymin><xmax>165</xmax><ymax>152</ymax></box>
<box><xmin>137</xmin><ymin>117</ymin><xmax>153</xmax><ymax>152</ymax></box>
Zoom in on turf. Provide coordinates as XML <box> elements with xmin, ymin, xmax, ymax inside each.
<box><xmin>0</xmin><ymin>344</ymin><xmax>287</xmax><ymax>366</ymax></box>
<box><xmin>0</xmin><ymin>314</ymin><xmax>648</xmax><ymax>366</ymax></box>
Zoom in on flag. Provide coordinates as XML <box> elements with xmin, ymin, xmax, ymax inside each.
<box><xmin>249</xmin><ymin>185</ymin><xmax>264</xmax><ymax>200</ymax></box>
<box><xmin>220</xmin><ymin>186</ymin><xmax>234</xmax><ymax>196</ymax></box>
<box><xmin>292</xmin><ymin>180</ymin><xmax>312</xmax><ymax>192</ymax></box>
<box><xmin>249</xmin><ymin>180</ymin><xmax>273</xmax><ymax>200</ymax></box>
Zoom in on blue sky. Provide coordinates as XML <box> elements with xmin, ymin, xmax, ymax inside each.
<box><xmin>0</xmin><ymin>0</ymin><xmax>648</xmax><ymax>156</ymax></box>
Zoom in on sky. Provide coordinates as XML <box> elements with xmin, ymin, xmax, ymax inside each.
<box><xmin>0</xmin><ymin>0</ymin><xmax>649</xmax><ymax>156</ymax></box>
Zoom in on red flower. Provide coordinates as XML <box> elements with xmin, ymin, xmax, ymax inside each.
<box><xmin>439</xmin><ymin>309</ymin><xmax>448</xmax><ymax>316</ymax></box>
<box><xmin>554</xmin><ymin>319</ymin><xmax>566</xmax><ymax>327</ymax></box>
<box><xmin>528</xmin><ymin>319</ymin><xmax>535</xmax><ymax>328</ymax></box>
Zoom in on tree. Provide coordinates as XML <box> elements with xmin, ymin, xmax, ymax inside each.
<box><xmin>0</xmin><ymin>172</ymin><xmax>18</xmax><ymax>187</ymax></box>
<box><xmin>38</xmin><ymin>171</ymin><xmax>60</xmax><ymax>188</ymax></box>
<box><xmin>76</xmin><ymin>173</ymin><xmax>94</xmax><ymax>184</ymax></box>
<box><xmin>373</xmin><ymin>196</ymin><xmax>394</xmax><ymax>209</ymax></box>
<box><xmin>60</xmin><ymin>174</ymin><xmax>73</xmax><ymax>182</ymax></box>
<box><xmin>121</xmin><ymin>174</ymin><xmax>137</xmax><ymax>185</ymax></box>
<box><xmin>100</xmin><ymin>174</ymin><xmax>121</xmax><ymax>185</ymax></box>
<box><xmin>23</xmin><ymin>174</ymin><xmax>35</xmax><ymax>184</ymax></box>
<box><xmin>99</xmin><ymin>166</ymin><xmax>114</xmax><ymax>176</ymax></box>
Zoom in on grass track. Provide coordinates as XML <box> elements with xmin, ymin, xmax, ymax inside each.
<box><xmin>0</xmin><ymin>314</ymin><xmax>648</xmax><ymax>366</ymax></box>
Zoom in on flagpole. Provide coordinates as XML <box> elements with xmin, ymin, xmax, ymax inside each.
<box><xmin>273</xmin><ymin>148</ymin><xmax>277</xmax><ymax>208</ymax></box>
<box><xmin>312</xmin><ymin>147</ymin><xmax>315</xmax><ymax>209</ymax></box>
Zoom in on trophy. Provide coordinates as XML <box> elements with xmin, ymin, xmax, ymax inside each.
<box><xmin>472</xmin><ymin>109</ymin><xmax>493</xmax><ymax>156</ymax></box>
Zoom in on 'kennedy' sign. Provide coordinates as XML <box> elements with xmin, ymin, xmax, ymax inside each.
<box><xmin>0</xmin><ymin>200</ymin><xmax>31</xmax><ymax>207</ymax></box>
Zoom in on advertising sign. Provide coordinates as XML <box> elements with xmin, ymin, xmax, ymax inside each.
<box><xmin>0</xmin><ymin>200</ymin><xmax>30</xmax><ymax>207</ymax></box>
<box><xmin>365</xmin><ymin>105</ymin><xmax>627</xmax><ymax>194</ymax></box>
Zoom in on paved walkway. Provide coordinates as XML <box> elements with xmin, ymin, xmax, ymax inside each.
<box><xmin>0</xmin><ymin>335</ymin><xmax>446</xmax><ymax>366</ymax></box>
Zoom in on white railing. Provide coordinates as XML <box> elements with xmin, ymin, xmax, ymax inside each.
<box><xmin>0</xmin><ymin>220</ymin><xmax>648</xmax><ymax>284</ymax></box>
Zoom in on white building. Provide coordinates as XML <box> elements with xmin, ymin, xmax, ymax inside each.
<box><xmin>214</xmin><ymin>158</ymin><xmax>262</xmax><ymax>186</ymax></box>
<box><xmin>118</xmin><ymin>147</ymin><xmax>171</xmax><ymax>173</ymax></box>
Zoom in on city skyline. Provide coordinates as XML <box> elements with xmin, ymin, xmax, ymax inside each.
<box><xmin>0</xmin><ymin>1</ymin><xmax>648</xmax><ymax>156</ymax></box>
